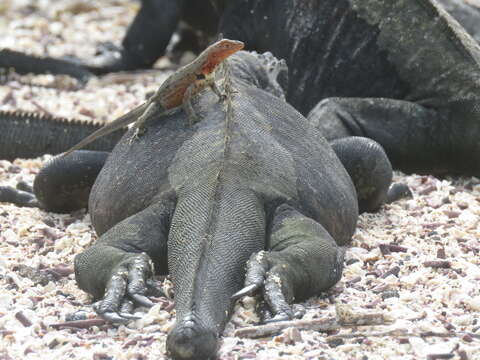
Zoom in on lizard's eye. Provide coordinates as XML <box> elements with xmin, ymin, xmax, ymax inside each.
<box><xmin>196</xmin><ymin>73</ymin><xmax>206</xmax><ymax>80</ymax></box>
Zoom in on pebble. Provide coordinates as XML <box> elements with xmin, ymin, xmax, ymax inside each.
<box><xmin>465</xmin><ymin>297</ymin><xmax>480</xmax><ymax>312</ymax></box>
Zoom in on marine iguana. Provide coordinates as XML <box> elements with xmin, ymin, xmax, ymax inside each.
<box><xmin>0</xmin><ymin>51</ymin><xmax>409</xmax><ymax>359</ymax></box>
<box><xmin>63</xmin><ymin>0</ymin><xmax>480</xmax><ymax>75</ymax></box>
<box><xmin>212</xmin><ymin>0</ymin><xmax>480</xmax><ymax>177</ymax></box>
<box><xmin>61</xmin><ymin>39</ymin><xmax>244</xmax><ymax>156</ymax></box>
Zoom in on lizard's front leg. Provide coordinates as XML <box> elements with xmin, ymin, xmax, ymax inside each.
<box><xmin>128</xmin><ymin>99</ymin><xmax>177</xmax><ymax>144</ymax></box>
<box><xmin>206</xmin><ymin>75</ymin><xmax>226</xmax><ymax>102</ymax></box>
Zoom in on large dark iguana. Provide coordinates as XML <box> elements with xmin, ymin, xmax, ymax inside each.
<box><xmin>213</xmin><ymin>0</ymin><xmax>480</xmax><ymax>177</ymax></box>
<box><xmin>0</xmin><ymin>51</ymin><xmax>408</xmax><ymax>360</ymax></box>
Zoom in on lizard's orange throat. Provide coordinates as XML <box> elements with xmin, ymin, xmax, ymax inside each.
<box><xmin>201</xmin><ymin>43</ymin><xmax>244</xmax><ymax>75</ymax></box>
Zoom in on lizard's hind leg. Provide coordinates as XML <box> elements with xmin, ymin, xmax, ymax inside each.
<box><xmin>129</xmin><ymin>101</ymin><xmax>157</xmax><ymax>143</ymax></box>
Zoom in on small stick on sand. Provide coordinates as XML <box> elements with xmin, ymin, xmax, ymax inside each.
<box><xmin>50</xmin><ymin>318</ymin><xmax>107</xmax><ymax>329</ymax></box>
<box><xmin>326</xmin><ymin>330</ymin><xmax>480</xmax><ymax>341</ymax></box>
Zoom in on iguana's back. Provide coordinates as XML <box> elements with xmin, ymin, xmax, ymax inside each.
<box><xmin>89</xmin><ymin>76</ymin><xmax>357</xmax><ymax>245</ymax></box>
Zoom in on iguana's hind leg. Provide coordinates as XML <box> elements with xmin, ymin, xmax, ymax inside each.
<box><xmin>75</xmin><ymin>198</ymin><xmax>174</xmax><ymax>322</ymax></box>
<box><xmin>232</xmin><ymin>204</ymin><xmax>345</xmax><ymax>322</ymax></box>
<box><xmin>0</xmin><ymin>150</ymin><xmax>108</xmax><ymax>212</ymax></box>
<box><xmin>330</xmin><ymin>137</ymin><xmax>412</xmax><ymax>213</ymax></box>
<box><xmin>308</xmin><ymin>97</ymin><xmax>450</xmax><ymax>175</ymax></box>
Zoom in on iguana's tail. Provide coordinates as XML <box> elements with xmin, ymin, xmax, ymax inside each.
<box><xmin>0</xmin><ymin>49</ymin><xmax>93</xmax><ymax>82</ymax></box>
<box><xmin>0</xmin><ymin>110</ymin><xmax>125</xmax><ymax>160</ymax></box>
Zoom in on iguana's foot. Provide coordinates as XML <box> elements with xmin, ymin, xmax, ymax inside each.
<box><xmin>386</xmin><ymin>182</ymin><xmax>413</xmax><ymax>204</ymax></box>
<box><xmin>0</xmin><ymin>185</ymin><xmax>39</xmax><ymax>208</ymax></box>
<box><xmin>255</xmin><ymin>299</ymin><xmax>305</xmax><ymax>323</ymax></box>
<box><xmin>231</xmin><ymin>250</ymin><xmax>296</xmax><ymax>323</ymax></box>
<box><xmin>93</xmin><ymin>253</ymin><xmax>163</xmax><ymax>323</ymax></box>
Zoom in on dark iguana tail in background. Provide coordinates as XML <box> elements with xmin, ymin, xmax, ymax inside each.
<box><xmin>0</xmin><ymin>49</ymin><xmax>93</xmax><ymax>82</ymax></box>
<box><xmin>0</xmin><ymin>110</ymin><xmax>126</xmax><ymax>160</ymax></box>
<box><xmin>0</xmin><ymin>150</ymin><xmax>109</xmax><ymax>212</ymax></box>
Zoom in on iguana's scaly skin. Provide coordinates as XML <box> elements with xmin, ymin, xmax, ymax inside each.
<box><xmin>62</xmin><ymin>39</ymin><xmax>244</xmax><ymax>156</ymax></box>
<box><xmin>0</xmin><ymin>110</ymin><xmax>125</xmax><ymax>161</ymax></box>
<box><xmin>216</xmin><ymin>0</ymin><xmax>480</xmax><ymax>176</ymax></box>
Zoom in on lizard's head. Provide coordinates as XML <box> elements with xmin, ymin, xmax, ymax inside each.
<box><xmin>201</xmin><ymin>39</ymin><xmax>244</xmax><ymax>74</ymax></box>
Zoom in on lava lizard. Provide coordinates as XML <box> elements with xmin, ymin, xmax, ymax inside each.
<box><xmin>62</xmin><ymin>38</ymin><xmax>244</xmax><ymax>156</ymax></box>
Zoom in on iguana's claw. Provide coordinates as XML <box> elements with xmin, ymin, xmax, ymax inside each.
<box><xmin>100</xmin><ymin>311</ymin><xmax>131</xmax><ymax>323</ymax></box>
<box><xmin>92</xmin><ymin>253</ymin><xmax>158</xmax><ymax>323</ymax></box>
<box><xmin>263</xmin><ymin>312</ymin><xmax>291</xmax><ymax>323</ymax></box>
<box><xmin>118</xmin><ymin>313</ymin><xmax>142</xmax><ymax>320</ymax></box>
<box><xmin>231</xmin><ymin>284</ymin><xmax>259</xmax><ymax>300</ymax></box>
<box><xmin>233</xmin><ymin>250</ymin><xmax>295</xmax><ymax>323</ymax></box>
<box><xmin>131</xmin><ymin>294</ymin><xmax>154</xmax><ymax>308</ymax></box>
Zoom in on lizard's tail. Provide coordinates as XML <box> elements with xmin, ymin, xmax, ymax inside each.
<box><xmin>61</xmin><ymin>102</ymin><xmax>148</xmax><ymax>157</ymax></box>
